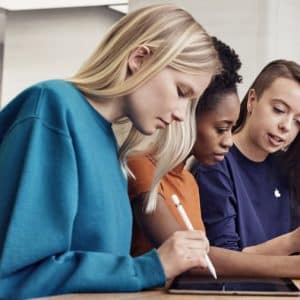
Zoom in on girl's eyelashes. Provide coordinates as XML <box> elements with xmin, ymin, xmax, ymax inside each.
<box><xmin>177</xmin><ymin>86</ymin><xmax>185</xmax><ymax>98</ymax></box>
<box><xmin>273</xmin><ymin>105</ymin><xmax>300</xmax><ymax>127</ymax></box>
<box><xmin>273</xmin><ymin>106</ymin><xmax>286</xmax><ymax>114</ymax></box>
<box><xmin>216</xmin><ymin>127</ymin><xmax>229</xmax><ymax>134</ymax></box>
<box><xmin>294</xmin><ymin>119</ymin><xmax>300</xmax><ymax>127</ymax></box>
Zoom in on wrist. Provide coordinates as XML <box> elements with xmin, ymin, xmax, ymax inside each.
<box><xmin>286</xmin><ymin>230</ymin><xmax>297</xmax><ymax>254</ymax></box>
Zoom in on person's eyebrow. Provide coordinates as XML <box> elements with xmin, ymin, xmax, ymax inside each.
<box><xmin>178</xmin><ymin>83</ymin><xmax>194</xmax><ymax>97</ymax></box>
<box><xmin>183</xmin><ymin>84</ymin><xmax>200</xmax><ymax>100</ymax></box>
<box><xmin>216</xmin><ymin>120</ymin><xmax>235</xmax><ymax>125</ymax></box>
<box><xmin>178</xmin><ymin>77</ymin><xmax>201</xmax><ymax>97</ymax></box>
<box><xmin>271</xmin><ymin>98</ymin><xmax>289</xmax><ymax>108</ymax></box>
<box><xmin>272</xmin><ymin>98</ymin><xmax>300</xmax><ymax>116</ymax></box>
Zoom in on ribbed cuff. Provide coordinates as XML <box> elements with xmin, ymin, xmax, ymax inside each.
<box><xmin>133</xmin><ymin>249</ymin><xmax>166</xmax><ymax>290</ymax></box>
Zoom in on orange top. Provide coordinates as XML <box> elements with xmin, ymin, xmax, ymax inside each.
<box><xmin>128</xmin><ymin>154</ymin><xmax>205</xmax><ymax>256</ymax></box>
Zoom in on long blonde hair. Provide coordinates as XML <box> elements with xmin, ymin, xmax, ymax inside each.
<box><xmin>69</xmin><ymin>4</ymin><xmax>220</xmax><ymax>211</ymax></box>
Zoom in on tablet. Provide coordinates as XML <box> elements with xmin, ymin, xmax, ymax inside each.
<box><xmin>168</xmin><ymin>274</ymin><xmax>300</xmax><ymax>296</ymax></box>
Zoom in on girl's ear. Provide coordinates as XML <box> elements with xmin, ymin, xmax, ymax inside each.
<box><xmin>247</xmin><ymin>89</ymin><xmax>257</xmax><ymax>115</ymax></box>
<box><xmin>127</xmin><ymin>45</ymin><xmax>151</xmax><ymax>74</ymax></box>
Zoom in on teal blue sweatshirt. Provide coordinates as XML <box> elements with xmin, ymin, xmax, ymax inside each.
<box><xmin>0</xmin><ymin>80</ymin><xmax>166</xmax><ymax>300</ymax></box>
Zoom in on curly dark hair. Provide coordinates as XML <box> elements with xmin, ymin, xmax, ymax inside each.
<box><xmin>196</xmin><ymin>37</ymin><xmax>242</xmax><ymax>115</ymax></box>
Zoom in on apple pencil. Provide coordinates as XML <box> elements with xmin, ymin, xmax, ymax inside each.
<box><xmin>171</xmin><ymin>194</ymin><xmax>217</xmax><ymax>279</ymax></box>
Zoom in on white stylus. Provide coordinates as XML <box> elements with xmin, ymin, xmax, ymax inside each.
<box><xmin>171</xmin><ymin>194</ymin><xmax>217</xmax><ymax>279</ymax></box>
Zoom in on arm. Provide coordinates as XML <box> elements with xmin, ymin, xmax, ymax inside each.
<box><xmin>189</xmin><ymin>246</ymin><xmax>300</xmax><ymax>278</ymax></box>
<box><xmin>128</xmin><ymin>155</ymin><xmax>184</xmax><ymax>249</ymax></box>
<box><xmin>193</xmin><ymin>163</ymin><xmax>300</xmax><ymax>256</ymax></box>
<box><xmin>0</xmin><ymin>118</ymin><xmax>166</xmax><ymax>299</ymax></box>
<box><xmin>132</xmin><ymin>191</ymin><xmax>300</xmax><ymax>278</ymax></box>
<box><xmin>242</xmin><ymin>227</ymin><xmax>300</xmax><ymax>255</ymax></box>
<box><xmin>132</xmin><ymin>192</ymin><xmax>183</xmax><ymax>247</ymax></box>
<box><xmin>132</xmin><ymin>192</ymin><xmax>210</xmax><ymax>278</ymax></box>
<box><xmin>193</xmin><ymin>165</ymin><xmax>241</xmax><ymax>250</ymax></box>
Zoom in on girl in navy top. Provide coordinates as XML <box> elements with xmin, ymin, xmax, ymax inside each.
<box><xmin>0</xmin><ymin>4</ymin><xmax>220</xmax><ymax>299</ymax></box>
<box><xmin>193</xmin><ymin>60</ymin><xmax>300</xmax><ymax>254</ymax></box>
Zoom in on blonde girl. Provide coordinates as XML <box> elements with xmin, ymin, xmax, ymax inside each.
<box><xmin>0</xmin><ymin>4</ymin><xmax>219</xmax><ymax>299</ymax></box>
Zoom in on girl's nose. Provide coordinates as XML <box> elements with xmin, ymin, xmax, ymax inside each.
<box><xmin>279</xmin><ymin>115</ymin><xmax>293</xmax><ymax>132</ymax></box>
<box><xmin>171</xmin><ymin>101</ymin><xmax>188</xmax><ymax>122</ymax></box>
<box><xmin>221</xmin><ymin>134</ymin><xmax>233</xmax><ymax>149</ymax></box>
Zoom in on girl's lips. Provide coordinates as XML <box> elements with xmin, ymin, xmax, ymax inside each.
<box><xmin>267</xmin><ymin>133</ymin><xmax>285</xmax><ymax>147</ymax></box>
<box><xmin>213</xmin><ymin>153</ymin><xmax>226</xmax><ymax>162</ymax></box>
<box><xmin>156</xmin><ymin>118</ymin><xmax>169</xmax><ymax>129</ymax></box>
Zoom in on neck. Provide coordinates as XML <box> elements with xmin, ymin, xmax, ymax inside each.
<box><xmin>86</xmin><ymin>96</ymin><xmax>125</xmax><ymax>123</ymax></box>
<box><xmin>233</xmin><ymin>127</ymin><xmax>268</xmax><ymax>162</ymax></box>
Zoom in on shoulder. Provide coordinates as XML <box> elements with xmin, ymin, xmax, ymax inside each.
<box><xmin>3</xmin><ymin>80</ymin><xmax>81</xmax><ymax>117</ymax></box>
<box><xmin>191</xmin><ymin>157</ymin><xmax>231</xmax><ymax>179</ymax></box>
<box><xmin>127</xmin><ymin>154</ymin><xmax>157</xmax><ymax>200</ymax></box>
<box><xmin>193</xmin><ymin>146</ymin><xmax>241</xmax><ymax>175</ymax></box>
<box><xmin>190</xmin><ymin>152</ymin><xmax>243</xmax><ymax>194</ymax></box>
<box><xmin>181</xmin><ymin>168</ymin><xmax>198</xmax><ymax>184</ymax></box>
<box><xmin>32</xmin><ymin>80</ymin><xmax>83</xmax><ymax>112</ymax></box>
<box><xmin>128</xmin><ymin>153</ymin><xmax>156</xmax><ymax>177</ymax></box>
<box><xmin>1</xmin><ymin>80</ymin><xmax>83</xmax><ymax>138</ymax></box>
<box><xmin>16</xmin><ymin>79</ymin><xmax>78</xmax><ymax>99</ymax></box>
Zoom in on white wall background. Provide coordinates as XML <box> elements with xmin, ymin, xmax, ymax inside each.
<box><xmin>0</xmin><ymin>43</ymin><xmax>3</xmax><ymax>98</ymax></box>
<box><xmin>0</xmin><ymin>6</ymin><xmax>122</xmax><ymax>106</ymax></box>
<box><xmin>130</xmin><ymin>0</ymin><xmax>300</xmax><ymax>99</ymax></box>
<box><xmin>0</xmin><ymin>9</ymin><xmax>5</xmax><ymax>99</ymax></box>
<box><xmin>1</xmin><ymin>0</ymin><xmax>299</xmax><ymax>105</ymax></box>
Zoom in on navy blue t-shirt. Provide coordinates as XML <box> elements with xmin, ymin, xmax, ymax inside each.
<box><xmin>192</xmin><ymin>144</ymin><xmax>292</xmax><ymax>251</ymax></box>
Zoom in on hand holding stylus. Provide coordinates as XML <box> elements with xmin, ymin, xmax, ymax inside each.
<box><xmin>171</xmin><ymin>194</ymin><xmax>217</xmax><ymax>279</ymax></box>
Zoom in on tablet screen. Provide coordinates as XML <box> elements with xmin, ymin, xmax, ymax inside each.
<box><xmin>168</xmin><ymin>275</ymin><xmax>300</xmax><ymax>296</ymax></box>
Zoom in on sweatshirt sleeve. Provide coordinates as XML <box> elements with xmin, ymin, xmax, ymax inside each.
<box><xmin>193</xmin><ymin>164</ymin><xmax>241</xmax><ymax>251</ymax></box>
<box><xmin>0</xmin><ymin>116</ymin><xmax>165</xmax><ymax>300</ymax></box>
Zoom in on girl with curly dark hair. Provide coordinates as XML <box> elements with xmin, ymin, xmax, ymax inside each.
<box><xmin>127</xmin><ymin>36</ymin><xmax>241</xmax><ymax>259</ymax></box>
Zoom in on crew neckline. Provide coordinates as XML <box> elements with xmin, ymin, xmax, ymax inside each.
<box><xmin>68</xmin><ymin>81</ymin><xmax>113</xmax><ymax>132</ymax></box>
<box><xmin>232</xmin><ymin>143</ymin><xmax>269</xmax><ymax>166</ymax></box>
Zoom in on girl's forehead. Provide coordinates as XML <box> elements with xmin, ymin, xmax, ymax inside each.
<box><xmin>199</xmin><ymin>93</ymin><xmax>240</xmax><ymax>123</ymax></box>
<box><xmin>260</xmin><ymin>78</ymin><xmax>300</xmax><ymax>113</ymax></box>
<box><xmin>262</xmin><ymin>77</ymin><xmax>300</xmax><ymax>96</ymax></box>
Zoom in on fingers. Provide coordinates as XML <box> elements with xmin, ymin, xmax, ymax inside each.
<box><xmin>173</xmin><ymin>230</ymin><xmax>206</xmax><ymax>239</ymax></box>
<box><xmin>181</xmin><ymin>248</ymin><xmax>208</xmax><ymax>268</ymax></box>
<box><xmin>157</xmin><ymin>230</ymin><xmax>210</xmax><ymax>280</ymax></box>
<box><xmin>172</xmin><ymin>230</ymin><xmax>210</xmax><ymax>252</ymax></box>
